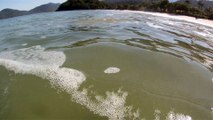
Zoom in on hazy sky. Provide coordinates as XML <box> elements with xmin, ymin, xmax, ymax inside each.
<box><xmin>0</xmin><ymin>0</ymin><xmax>66</xmax><ymax>11</ymax></box>
<box><xmin>169</xmin><ymin>0</ymin><xmax>177</xmax><ymax>2</ymax></box>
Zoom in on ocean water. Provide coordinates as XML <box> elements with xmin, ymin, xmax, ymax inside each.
<box><xmin>0</xmin><ymin>10</ymin><xmax>212</xmax><ymax>120</ymax></box>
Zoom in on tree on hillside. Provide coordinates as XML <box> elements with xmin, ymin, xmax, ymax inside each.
<box><xmin>205</xmin><ymin>7</ymin><xmax>213</xmax><ymax>19</ymax></box>
<box><xmin>184</xmin><ymin>0</ymin><xmax>190</xmax><ymax>4</ymax></box>
<box><xmin>198</xmin><ymin>1</ymin><xmax>204</xmax><ymax>9</ymax></box>
<box><xmin>57</xmin><ymin>0</ymin><xmax>213</xmax><ymax>20</ymax></box>
<box><xmin>57</xmin><ymin>0</ymin><xmax>108</xmax><ymax>10</ymax></box>
<box><xmin>158</xmin><ymin>0</ymin><xmax>169</xmax><ymax>11</ymax></box>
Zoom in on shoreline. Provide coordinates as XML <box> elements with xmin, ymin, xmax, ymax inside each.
<box><xmin>2</xmin><ymin>9</ymin><xmax>213</xmax><ymax>29</ymax></box>
<box><xmin>56</xmin><ymin>9</ymin><xmax>213</xmax><ymax>28</ymax></box>
<box><xmin>123</xmin><ymin>10</ymin><xmax>213</xmax><ymax>28</ymax></box>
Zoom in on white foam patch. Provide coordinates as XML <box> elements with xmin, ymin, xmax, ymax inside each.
<box><xmin>40</xmin><ymin>36</ymin><xmax>47</xmax><ymax>39</ymax></box>
<box><xmin>3</xmin><ymin>87</ymin><xmax>8</xmax><ymax>95</ymax></box>
<box><xmin>166</xmin><ymin>111</ymin><xmax>192</xmax><ymax>120</ymax></box>
<box><xmin>211</xmin><ymin>78</ymin><xmax>213</xmax><ymax>84</ymax></box>
<box><xmin>193</xmin><ymin>31</ymin><xmax>207</xmax><ymax>37</ymax></box>
<box><xmin>154</xmin><ymin>109</ymin><xmax>161</xmax><ymax>120</ymax></box>
<box><xmin>0</xmin><ymin>46</ymin><xmax>65</xmax><ymax>66</ymax></box>
<box><xmin>21</xmin><ymin>43</ymin><xmax>28</xmax><ymax>46</ymax></box>
<box><xmin>104</xmin><ymin>67</ymin><xmax>120</xmax><ymax>74</ymax></box>
<box><xmin>72</xmin><ymin>89</ymin><xmax>141</xmax><ymax>120</ymax></box>
<box><xmin>0</xmin><ymin>46</ymin><xmax>141</xmax><ymax>120</ymax></box>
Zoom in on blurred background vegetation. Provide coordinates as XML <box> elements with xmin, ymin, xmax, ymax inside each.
<box><xmin>57</xmin><ymin>0</ymin><xmax>213</xmax><ymax>20</ymax></box>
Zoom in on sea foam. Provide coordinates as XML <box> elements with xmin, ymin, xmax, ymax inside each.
<box><xmin>0</xmin><ymin>46</ymin><xmax>193</xmax><ymax>120</ymax></box>
<box><xmin>0</xmin><ymin>46</ymin><xmax>141</xmax><ymax>120</ymax></box>
<box><xmin>166</xmin><ymin>111</ymin><xmax>192</xmax><ymax>120</ymax></box>
<box><xmin>104</xmin><ymin>67</ymin><xmax>120</xmax><ymax>74</ymax></box>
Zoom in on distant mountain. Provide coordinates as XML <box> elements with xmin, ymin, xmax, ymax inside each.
<box><xmin>0</xmin><ymin>9</ymin><xmax>27</xmax><ymax>19</ymax></box>
<box><xmin>28</xmin><ymin>3</ymin><xmax>60</xmax><ymax>14</ymax></box>
<box><xmin>0</xmin><ymin>3</ymin><xmax>60</xmax><ymax>19</ymax></box>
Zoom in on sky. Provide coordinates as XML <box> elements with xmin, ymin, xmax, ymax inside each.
<box><xmin>0</xmin><ymin>0</ymin><xmax>66</xmax><ymax>11</ymax></box>
<box><xmin>169</xmin><ymin>0</ymin><xmax>178</xmax><ymax>2</ymax></box>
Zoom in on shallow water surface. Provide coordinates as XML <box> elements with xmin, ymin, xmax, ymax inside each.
<box><xmin>0</xmin><ymin>10</ymin><xmax>212</xmax><ymax>120</ymax></box>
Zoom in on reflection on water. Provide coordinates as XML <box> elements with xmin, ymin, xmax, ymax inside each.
<box><xmin>0</xmin><ymin>10</ymin><xmax>212</xmax><ymax>120</ymax></box>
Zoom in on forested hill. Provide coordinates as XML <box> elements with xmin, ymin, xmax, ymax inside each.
<box><xmin>57</xmin><ymin>0</ymin><xmax>109</xmax><ymax>10</ymax></box>
<box><xmin>177</xmin><ymin>0</ymin><xmax>213</xmax><ymax>9</ymax></box>
<box><xmin>57</xmin><ymin>0</ymin><xmax>213</xmax><ymax>20</ymax></box>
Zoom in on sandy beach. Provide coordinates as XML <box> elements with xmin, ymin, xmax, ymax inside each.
<box><xmin>126</xmin><ymin>10</ymin><xmax>213</xmax><ymax>28</ymax></box>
